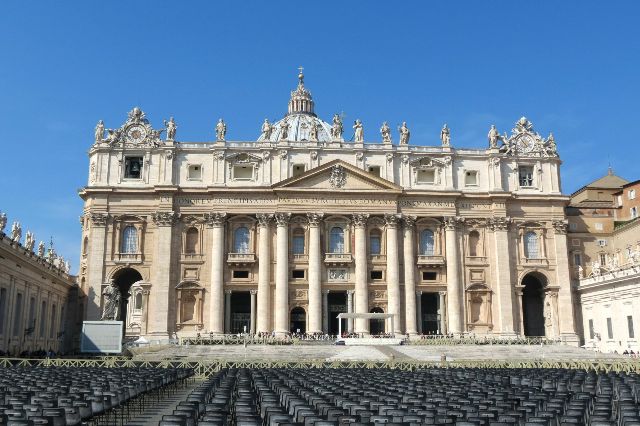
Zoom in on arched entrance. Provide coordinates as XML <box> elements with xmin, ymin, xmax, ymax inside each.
<box><xmin>290</xmin><ymin>307</ymin><xmax>306</xmax><ymax>334</ymax></box>
<box><xmin>522</xmin><ymin>273</ymin><xmax>546</xmax><ymax>337</ymax></box>
<box><xmin>111</xmin><ymin>268</ymin><xmax>143</xmax><ymax>327</ymax></box>
<box><xmin>370</xmin><ymin>307</ymin><xmax>385</xmax><ymax>335</ymax></box>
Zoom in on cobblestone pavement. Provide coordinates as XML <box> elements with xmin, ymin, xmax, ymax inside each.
<box><xmin>133</xmin><ymin>344</ymin><xmax>624</xmax><ymax>362</ymax></box>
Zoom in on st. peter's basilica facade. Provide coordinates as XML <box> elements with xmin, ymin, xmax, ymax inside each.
<box><xmin>79</xmin><ymin>71</ymin><xmax>577</xmax><ymax>343</ymax></box>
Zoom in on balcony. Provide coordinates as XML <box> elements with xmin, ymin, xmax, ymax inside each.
<box><xmin>227</xmin><ymin>252</ymin><xmax>256</xmax><ymax>264</ymax></box>
<box><xmin>465</xmin><ymin>256</ymin><xmax>488</xmax><ymax>265</ymax></box>
<box><xmin>370</xmin><ymin>254</ymin><xmax>387</xmax><ymax>264</ymax></box>
<box><xmin>324</xmin><ymin>253</ymin><xmax>353</xmax><ymax>265</ymax></box>
<box><xmin>417</xmin><ymin>255</ymin><xmax>445</xmax><ymax>268</ymax></box>
<box><xmin>291</xmin><ymin>254</ymin><xmax>309</xmax><ymax>262</ymax></box>
<box><xmin>181</xmin><ymin>253</ymin><xmax>205</xmax><ymax>264</ymax></box>
<box><xmin>114</xmin><ymin>253</ymin><xmax>143</xmax><ymax>264</ymax></box>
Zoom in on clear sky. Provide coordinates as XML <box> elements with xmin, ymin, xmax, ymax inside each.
<box><xmin>1</xmin><ymin>1</ymin><xmax>638</xmax><ymax>272</ymax></box>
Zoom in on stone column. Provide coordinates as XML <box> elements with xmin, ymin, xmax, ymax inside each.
<box><xmin>274</xmin><ymin>213</ymin><xmax>291</xmax><ymax>336</ymax></box>
<box><xmin>403</xmin><ymin>216</ymin><xmax>418</xmax><ymax>336</ymax></box>
<box><xmin>515</xmin><ymin>286</ymin><xmax>525</xmax><ymax>335</ymax></box>
<box><xmin>307</xmin><ymin>213</ymin><xmax>323</xmax><ymax>334</ymax></box>
<box><xmin>149</xmin><ymin>211</ymin><xmax>177</xmax><ymax>339</ymax></box>
<box><xmin>86</xmin><ymin>213</ymin><xmax>108</xmax><ymax>321</ymax></box>
<box><xmin>224</xmin><ymin>290</ymin><xmax>232</xmax><ymax>334</ymax></box>
<box><xmin>385</xmin><ymin>214</ymin><xmax>402</xmax><ymax>335</ymax></box>
<box><xmin>438</xmin><ymin>291</ymin><xmax>447</xmax><ymax>334</ymax></box>
<box><xmin>353</xmin><ymin>214</ymin><xmax>370</xmax><ymax>335</ymax></box>
<box><xmin>205</xmin><ymin>212</ymin><xmax>226</xmax><ymax>334</ymax></box>
<box><xmin>250</xmin><ymin>290</ymin><xmax>257</xmax><ymax>334</ymax></box>
<box><xmin>489</xmin><ymin>217</ymin><xmax>516</xmax><ymax>336</ymax></box>
<box><xmin>347</xmin><ymin>290</ymin><xmax>354</xmax><ymax>333</ymax></box>
<box><xmin>256</xmin><ymin>214</ymin><xmax>273</xmax><ymax>333</ymax></box>
<box><xmin>444</xmin><ymin>216</ymin><xmax>463</xmax><ymax>334</ymax></box>
<box><xmin>322</xmin><ymin>290</ymin><xmax>329</xmax><ymax>334</ymax></box>
<box><xmin>416</xmin><ymin>291</ymin><xmax>423</xmax><ymax>334</ymax></box>
<box><xmin>552</xmin><ymin>220</ymin><xmax>578</xmax><ymax>342</ymax></box>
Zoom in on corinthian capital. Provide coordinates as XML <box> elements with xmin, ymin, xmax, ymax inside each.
<box><xmin>275</xmin><ymin>213</ymin><xmax>291</xmax><ymax>226</ymax></box>
<box><xmin>487</xmin><ymin>216</ymin><xmax>512</xmax><ymax>231</ymax></box>
<box><xmin>89</xmin><ymin>212</ymin><xmax>109</xmax><ymax>227</ymax></box>
<box><xmin>352</xmin><ymin>213</ymin><xmax>369</xmax><ymax>228</ymax></box>
<box><xmin>444</xmin><ymin>216</ymin><xmax>464</xmax><ymax>231</ymax></box>
<box><xmin>256</xmin><ymin>213</ymin><xmax>273</xmax><ymax>227</ymax></box>
<box><xmin>306</xmin><ymin>212</ymin><xmax>324</xmax><ymax>226</ymax></box>
<box><xmin>153</xmin><ymin>211</ymin><xmax>178</xmax><ymax>227</ymax></box>
<box><xmin>384</xmin><ymin>213</ymin><xmax>401</xmax><ymax>227</ymax></box>
<box><xmin>552</xmin><ymin>219</ymin><xmax>568</xmax><ymax>234</ymax></box>
<box><xmin>403</xmin><ymin>215</ymin><xmax>417</xmax><ymax>229</ymax></box>
<box><xmin>204</xmin><ymin>212</ymin><xmax>227</xmax><ymax>227</ymax></box>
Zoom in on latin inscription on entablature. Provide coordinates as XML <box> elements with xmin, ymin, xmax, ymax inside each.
<box><xmin>279</xmin><ymin>197</ymin><xmax>395</xmax><ymax>206</ymax></box>
<box><xmin>457</xmin><ymin>202</ymin><xmax>492</xmax><ymax>210</ymax></box>
<box><xmin>174</xmin><ymin>196</ymin><xmax>396</xmax><ymax>207</ymax></box>
<box><xmin>399</xmin><ymin>199</ymin><xmax>455</xmax><ymax>208</ymax></box>
<box><xmin>175</xmin><ymin>196</ymin><xmax>277</xmax><ymax>206</ymax></box>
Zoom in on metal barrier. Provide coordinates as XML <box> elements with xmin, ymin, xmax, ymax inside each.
<box><xmin>408</xmin><ymin>336</ymin><xmax>563</xmax><ymax>345</ymax></box>
<box><xmin>2</xmin><ymin>357</ymin><xmax>639</xmax><ymax>378</ymax></box>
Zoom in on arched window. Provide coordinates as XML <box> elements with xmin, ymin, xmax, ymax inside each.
<box><xmin>369</xmin><ymin>230</ymin><xmax>381</xmax><ymax>255</ymax></box>
<box><xmin>468</xmin><ymin>231</ymin><xmax>480</xmax><ymax>257</ymax></box>
<box><xmin>234</xmin><ymin>226</ymin><xmax>250</xmax><ymax>253</ymax></box>
<box><xmin>329</xmin><ymin>227</ymin><xmax>345</xmax><ymax>253</ymax></box>
<box><xmin>292</xmin><ymin>229</ymin><xmax>305</xmax><ymax>255</ymax></box>
<box><xmin>524</xmin><ymin>231</ymin><xmax>539</xmax><ymax>259</ymax></box>
<box><xmin>185</xmin><ymin>228</ymin><xmax>199</xmax><ymax>254</ymax></box>
<box><xmin>420</xmin><ymin>229</ymin><xmax>435</xmax><ymax>256</ymax></box>
<box><xmin>121</xmin><ymin>226</ymin><xmax>138</xmax><ymax>254</ymax></box>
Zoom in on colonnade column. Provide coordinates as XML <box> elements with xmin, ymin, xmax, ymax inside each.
<box><xmin>85</xmin><ymin>213</ymin><xmax>108</xmax><ymax>321</ymax></box>
<box><xmin>256</xmin><ymin>214</ymin><xmax>273</xmax><ymax>333</ymax></box>
<box><xmin>322</xmin><ymin>290</ymin><xmax>329</xmax><ymax>334</ymax></box>
<box><xmin>149</xmin><ymin>211</ymin><xmax>176</xmax><ymax>339</ymax></box>
<box><xmin>250</xmin><ymin>290</ymin><xmax>257</xmax><ymax>334</ymax></box>
<box><xmin>402</xmin><ymin>216</ymin><xmax>418</xmax><ymax>336</ymax></box>
<box><xmin>274</xmin><ymin>213</ymin><xmax>291</xmax><ymax>336</ymax></box>
<box><xmin>353</xmin><ymin>214</ymin><xmax>370</xmax><ymax>335</ymax></box>
<box><xmin>347</xmin><ymin>290</ymin><xmax>354</xmax><ymax>333</ymax></box>
<box><xmin>307</xmin><ymin>213</ymin><xmax>323</xmax><ymax>334</ymax></box>
<box><xmin>438</xmin><ymin>291</ymin><xmax>447</xmax><ymax>334</ymax></box>
<box><xmin>416</xmin><ymin>291</ymin><xmax>423</xmax><ymax>334</ymax></box>
<box><xmin>552</xmin><ymin>220</ymin><xmax>577</xmax><ymax>342</ymax></box>
<box><xmin>224</xmin><ymin>290</ymin><xmax>232</xmax><ymax>334</ymax></box>
<box><xmin>205</xmin><ymin>212</ymin><xmax>226</xmax><ymax>335</ymax></box>
<box><xmin>489</xmin><ymin>216</ymin><xmax>516</xmax><ymax>336</ymax></box>
<box><xmin>385</xmin><ymin>214</ymin><xmax>402</xmax><ymax>335</ymax></box>
<box><xmin>444</xmin><ymin>216</ymin><xmax>463</xmax><ymax>334</ymax></box>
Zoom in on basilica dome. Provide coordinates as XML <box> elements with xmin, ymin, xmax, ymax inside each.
<box><xmin>257</xmin><ymin>70</ymin><xmax>334</xmax><ymax>142</ymax></box>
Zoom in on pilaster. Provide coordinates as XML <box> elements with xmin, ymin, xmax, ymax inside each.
<box><xmin>488</xmin><ymin>216</ymin><xmax>516</xmax><ymax>336</ymax></box>
<box><xmin>385</xmin><ymin>214</ymin><xmax>402</xmax><ymax>334</ymax></box>
<box><xmin>86</xmin><ymin>212</ymin><xmax>108</xmax><ymax>321</ymax></box>
<box><xmin>444</xmin><ymin>216</ymin><xmax>463</xmax><ymax>334</ymax></box>
<box><xmin>403</xmin><ymin>215</ymin><xmax>418</xmax><ymax>335</ymax></box>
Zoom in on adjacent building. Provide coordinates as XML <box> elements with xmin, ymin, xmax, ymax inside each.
<box><xmin>79</xmin><ymin>71</ymin><xmax>578</xmax><ymax>343</ymax></box>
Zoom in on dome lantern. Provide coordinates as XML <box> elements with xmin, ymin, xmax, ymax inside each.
<box><xmin>287</xmin><ymin>66</ymin><xmax>315</xmax><ymax>116</ymax></box>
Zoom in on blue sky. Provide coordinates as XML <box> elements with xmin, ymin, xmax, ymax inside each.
<box><xmin>1</xmin><ymin>1</ymin><xmax>638</xmax><ymax>272</ymax></box>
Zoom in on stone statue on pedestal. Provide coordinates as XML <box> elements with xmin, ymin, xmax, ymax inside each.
<box><xmin>0</xmin><ymin>212</ymin><xmax>6</xmax><ymax>233</ymax></box>
<box><xmin>163</xmin><ymin>117</ymin><xmax>177</xmax><ymax>140</ymax></box>
<box><xmin>399</xmin><ymin>122</ymin><xmax>410</xmax><ymax>145</ymax></box>
<box><xmin>260</xmin><ymin>119</ymin><xmax>273</xmax><ymax>140</ymax></box>
<box><xmin>10</xmin><ymin>222</ymin><xmax>21</xmax><ymax>244</ymax></box>
<box><xmin>331</xmin><ymin>114</ymin><xmax>343</xmax><ymax>140</ymax></box>
<box><xmin>380</xmin><ymin>122</ymin><xmax>391</xmax><ymax>144</ymax></box>
<box><xmin>488</xmin><ymin>125</ymin><xmax>501</xmax><ymax>148</ymax></box>
<box><xmin>440</xmin><ymin>124</ymin><xmax>450</xmax><ymax>146</ymax></box>
<box><xmin>215</xmin><ymin>119</ymin><xmax>227</xmax><ymax>141</ymax></box>
<box><xmin>578</xmin><ymin>265</ymin><xmax>584</xmax><ymax>279</ymax></box>
<box><xmin>94</xmin><ymin>120</ymin><xmax>104</xmax><ymax>143</ymax></box>
<box><xmin>37</xmin><ymin>241</ymin><xmax>45</xmax><ymax>257</ymax></box>
<box><xmin>309</xmin><ymin>122</ymin><xmax>319</xmax><ymax>142</ymax></box>
<box><xmin>25</xmin><ymin>231</ymin><xmax>35</xmax><ymax>252</ymax></box>
<box><xmin>353</xmin><ymin>119</ymin><xmax>364</xmax><ymax>142</ymax></box>
<box><xmin>280</xmin><ymin>120</ymin><xmax>290</xmax><ymax>140</ymax></box>
<box><xmin>101</xmin><ymin>281</ymin><xmax>121</xmax><ymax>321</ymax></box>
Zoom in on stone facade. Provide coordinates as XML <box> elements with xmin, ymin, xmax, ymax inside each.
<box><xmin>0</xmin><ymin>228</ymin><xmax>77</xmax><ymax>354</ymax></box>
<box><xmin>79</xmin><ymin>72</ymin><xmax>577</xmax><ymax>343</ymax></box>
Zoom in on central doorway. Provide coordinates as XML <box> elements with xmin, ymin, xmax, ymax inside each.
<box><xmin>370</xmin><ymin>307</ymin><xmax>385</xmax><ymax>335</ymax></box>
<box><xmin>328</xmin><ymin>292</ymin><xmax>347</xmax><ymax>335</ymax></box>
<box><xmin>230</xmin><ymin>292</ymin><xmax>250</xmax><ymax>333</ymax></box>
<box><xmin>290</xmin><ymin>307</ymin><xmax>306</xmax><ymax>334</ymax></box>
<box><xmin>522</xmin><ymin>273</ymin><xmax>546</xmax><ymax>336</ymax></box>
<box><xmin>420</xmin><ymin>293</ymin><xmax>440</xmax><ymax>334</ymax></box>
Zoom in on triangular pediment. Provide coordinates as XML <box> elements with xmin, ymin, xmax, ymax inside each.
<box><xmin>273</xmin><ymin>160</ymin><xmax>402</xmax><ymax>192</ymax></box>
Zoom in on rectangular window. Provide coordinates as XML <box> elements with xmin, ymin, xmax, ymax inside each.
<box><xmin>594</xmin><ymin>222</ymin><xmax>603</xmax><ymax>231</ymax></box>
<box><xmin>518</xmin><ymin>166</ymin><xmax>534</xmax><ymax>187</ymax></box>
<box><xmin>464</xmin><ymin>170</ymin><xmax>478</xmax><ymax>186</ymax></box>
<box><xmin>124</xmin><ymin>157</ymin><xmax>143</xmax><ymax>179</ymax></box>
<box><xmin>617</xmin><ymin>195</ymin><xmax>623</xmax><ymax>206</ymax></box>
<box><xmin>422</xmin><ymin>271</ymin><xmax>437</xmax><ymax>281</ymax></box>
<box><xmin>13</xmin><ymin>293</ymin><xmax>22</xmax><ymax>337</ymax></box>
<box><xmin>232</xmin><ymin>270</ymin><xmax>249</xmax><ymax>279</ymax></box>
<box><xmin>628</xmin><ymin>315</ymin><xmax>635</xmax><ymax>339</ymax></box>
<box><xmin>291</xmin><ymin>270</ymin><xmax>305</xmax><ymax>279</ymax></box>
<box><xmin>599</xmin><ymin>253</ymin><xmax>607</xmax><ymax>265</ymax></box>
<box><xmin>573</xmin><ymin>253</ymin><xmax>582</xmax><ymax>266</ymax></box>
<box><xmin>588</xmin><ymin>319</ymin><xmax>594</xmax><ymax>340</ymax></box>
<box><xmin>597</xmin><ymin>239</ymin><xmax>607</xmax><ymax>247</ymax></box>
<box><xmin>292</xmin><ymin>164</ymin><xmax>305</xmax><ymax>177</ymax></box>
<box><xmin>292</xmin><ymin>235</ymin><xmax>305</xmax><ymax>255</ymax></box>
<box><xmin>232</xmin><ymin>165</ymin><xmax>253</xmax><ymax>181</ymax></box>
<box><xmin>188</xmin><ymin>164</ymin><xmax>202</xmax><ymax>180</ymax></box>
<box><xmin>572</xmin><ymin>239</ymin><xmax>580</xmax><ymax>247</ymax></box>
<box><xmin>629</xmin><ymin>189</ymin><xmax>636</xmax><ymax>200</ymax></box>
<box><xmin>370</xmin><ymin>270</ymin><xmax>383</xmax><ymax>280</ymax></box>
<box><xmin>368</xmin><ymin>166</ymin><xmax>381</xmax><ymax>177</ymax></box>
<box><xmin>369</xmin><ymin>235</ymin><xmax>381</xmax><ymax>255</ymax></box>
<box><xmin>417</xmin><ymin>169</ymin><xmax>435</xmax><ymax>184</ymax></box>
<box><xmin>607</xmin><ymin>317</ymin><xmax>613</xmax><ymax>339</ymax></box>
<box><xmin>569</xmin><ymin>223</ymin><xmax>577</xmax><ymax>231</ymax></box>
<box><xmin>631</xmin><ymin>207</ymin><xmax>638</xmax><ymax>218</ymax></box>
<box><xmin>0</xmin><ymin>288</ymin><xmax>6</xmax><ymax>334</ymax></box>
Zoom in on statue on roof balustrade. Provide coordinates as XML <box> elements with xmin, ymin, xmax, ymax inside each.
<box><xmin>399</xmin><ymin>121</ymin><xmax>410</xmax><ymax>145</ymax></box>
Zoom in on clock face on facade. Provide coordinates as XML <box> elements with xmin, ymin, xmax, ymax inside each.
<box><xmin>516</xmin><ymin>134</ymin><xmax>535</xmax><ymax>153</ymax></box>
<box><xmin>126</xmin><ymin>125</ymin><xmax>147</xmax><ymax>143</ymax></box>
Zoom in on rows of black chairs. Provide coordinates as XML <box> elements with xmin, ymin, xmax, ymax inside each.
<box><xmin>0</xmin><ymin>366</ymin><xmax>193</xmax><ymax>425</ymax></box>
<box><xmin>162</xmin><ymin>367</ymin><xmax>640</xmax><ymax>425</ymax></box>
